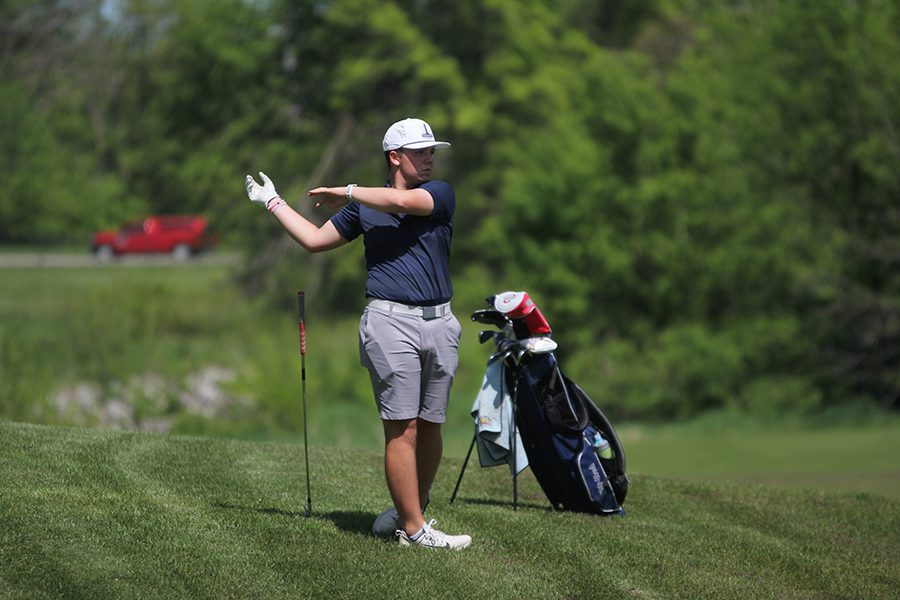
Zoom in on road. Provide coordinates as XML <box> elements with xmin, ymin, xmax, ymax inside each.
<box><xmin>0</xmin><ymin>251</ymin><xmax>241</xmax><ymax>268</ymax></box>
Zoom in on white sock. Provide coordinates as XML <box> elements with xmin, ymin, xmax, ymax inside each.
<box><xmin>409</xmin><ymin>526</ymin><xmax>426</xmax><ymax>541</ymax></box>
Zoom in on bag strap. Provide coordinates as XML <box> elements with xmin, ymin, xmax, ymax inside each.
<box><xmin>541</xmin><ymin>366</ymin><xmax>590</xmax><ymax>435</ymax></box>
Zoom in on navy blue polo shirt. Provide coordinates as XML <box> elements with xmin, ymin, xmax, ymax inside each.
<box><xmin>330</xmin><ymin>180</ymin><xmax>455</xmax><ymax>306</ymax></box>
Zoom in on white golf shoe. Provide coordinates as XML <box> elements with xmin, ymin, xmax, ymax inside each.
<box><xmin>397</xmin><ymin>519</ymin><xmax>471</xmax><ymax>550</ymax></box>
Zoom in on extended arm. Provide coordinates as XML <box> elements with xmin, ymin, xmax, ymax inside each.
<box><xmin>245</xmin><ymin>172</ymin><xmax>346</xmax><ymax>253</ymax></box>
<box><xmin>308</xmin><ymin>185</ymin><xmax>434</xmax><ymax>216</ymax></box>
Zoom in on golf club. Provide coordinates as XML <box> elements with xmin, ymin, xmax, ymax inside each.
<box><xmin>297</xmin><ymin>291</ymin><xmax>312</xmax><ymax>517</ymax></box>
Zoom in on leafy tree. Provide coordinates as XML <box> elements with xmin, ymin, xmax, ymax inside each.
<box><xmin>2</xmin><ymin>0</ymin><xmax>897</xmax><ymax>418</ymax></box>
<box><xmin>673</xmin><ymin>0</ymin><xmax>900</xmax><ymax>412</ymax></box>
<box><xmin>0</xmin><ymin>1</ymin><xmax>143</xmax><ymax>242</ymax></box>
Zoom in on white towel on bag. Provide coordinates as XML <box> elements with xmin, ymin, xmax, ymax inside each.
<box><xmin>470</xmin><ymin>361</ymin><xmax>529</xmax><ymax>475</ymax></box>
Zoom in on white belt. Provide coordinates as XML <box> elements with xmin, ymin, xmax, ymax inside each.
<box><xmin>367</xmin><ymin>298</ymin><xmax>451</xmax><ymax>320</ymax></box>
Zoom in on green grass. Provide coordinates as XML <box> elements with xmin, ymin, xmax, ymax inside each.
<box><xmin>4</xmin><ymin>263</ymin><xmax>900</xmax><ymax>504</ymax></box>
<box><xmin>0</xmin><ymin>266</ymin><xmax>262</xmax><ymax>423</ymax></box>
<box><xmin>1</xmin><ymin>422</ymin><xmax>897</xmax><ymax>599</ymax></box>
<box><xmin>621</xmin><ymin>422</ymin><xmax>900</xmax><ymax>500</ymax></box>
<box><xmin>0</xmin><ymin>264</ymin><xmax>484</xmax><ymax>440</ymax></box>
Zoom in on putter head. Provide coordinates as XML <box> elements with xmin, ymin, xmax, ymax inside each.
<box><xmin>304</xmin><ymin>501</ymin><xmax>311</xmax><ymax>517</ymax></box>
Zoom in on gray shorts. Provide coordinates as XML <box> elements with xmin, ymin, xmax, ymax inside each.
<box><xmin>359</xmin><ymin>300</ymin><xmax>462</xmax><ymax>423</ymax></box>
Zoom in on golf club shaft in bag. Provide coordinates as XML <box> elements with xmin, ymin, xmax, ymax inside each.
<box><xmin>297</xmin><ymin>291</ymin><xmax>312</xmax><ymax>517</ymax></box>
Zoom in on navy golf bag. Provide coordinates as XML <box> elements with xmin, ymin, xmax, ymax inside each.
<box><xmin>512</xmin><ymin>350</ymin><xmax>627</xmax><ymax>513</ymax></box>
<box><xmin>451</xmin><ymin>292</ymin><xmax>628</xmax><ymax>515</ymax></box>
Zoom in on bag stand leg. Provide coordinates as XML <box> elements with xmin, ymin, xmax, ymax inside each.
<box><xmin>449</xmin><ymin>434</ymin><xmax>477</xmax><ymax>505</ymax></box>
<box><xmin>512</xmin><ymin>401</ymin><xmax>518</xmax><ymax>511</ymax></box>
<box><xmin>511</xmin><ymin>373</ymin><xmax>520</xmax><ymax>511</ymax></box>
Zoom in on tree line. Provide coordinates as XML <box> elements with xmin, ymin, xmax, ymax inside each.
<box><xmin>2</xmin><ymin>0</ymin><xmax>898</xmax><ymax>419</ymax></box>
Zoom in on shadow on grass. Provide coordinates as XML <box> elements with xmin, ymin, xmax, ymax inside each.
<box><xmin>211</xmin><ymin>502</ymin><xmax>375</xmax><ymax>535</ymax></box>
<box><xmin>449</xmin><ymin>496</ymin><xmax>553</xmax><ymax>512</ymax></box>
<box><xmin>321</xmin><ymin>510</ymin><xmax>376</xmax><ymax>535</ymax></box>
<box><xmin>212</xmin><ymin>502</ymin><xmax>308</xmax><ymax>518</ymax></box>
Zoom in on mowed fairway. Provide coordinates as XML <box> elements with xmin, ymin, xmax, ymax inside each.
<box><xmin>1</xmin><ymin>422</ymin><xmax>898</xmax><ymax>599</ymax></box>
<box><xmin>3</xmin><ymin>262</ymin><xmax>900</xmax><ymax>598</ymax></box>
<box><xmin>619</xmin><ymin>423</ymin><xmax>900</xmax><ymax>500</ymax></box>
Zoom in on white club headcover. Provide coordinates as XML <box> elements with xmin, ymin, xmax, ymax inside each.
<box><xmin>519</xmin><ymin>337</ymin><xmax>558</xmax><ymax>354</ymax></box>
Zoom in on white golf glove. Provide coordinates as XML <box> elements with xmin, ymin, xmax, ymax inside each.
<box><xmin>245</xmin><ymin>171</ymin><xmax>280</xmax><ymax>208</ymax></box>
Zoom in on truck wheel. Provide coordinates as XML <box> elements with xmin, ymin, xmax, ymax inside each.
<box><xmin>171</xmin><ymin>244</ymin><xmax>192</xmax><ymax>262</ymax></box>
<box><xmin>94</xmin><ymin>245</ymin><xmax>115</xmax><ymax>263</ymax></box>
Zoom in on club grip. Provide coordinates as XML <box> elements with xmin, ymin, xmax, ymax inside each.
<box><xmin>297</xmin><ymin>291</ymin><xmax>306</xmax><ymax>355</ymax></box>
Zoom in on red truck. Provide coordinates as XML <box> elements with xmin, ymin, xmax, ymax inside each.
<box><xmin>92</xmin><ymin>215</ymin><xmax>216</xmax><ymax>262</ymax></box>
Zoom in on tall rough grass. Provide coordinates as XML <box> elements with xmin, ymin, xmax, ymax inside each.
<box><xmin>1</xmin><ymin>265</ymin><xmax>486</xmax><ymax>444</ymax></box>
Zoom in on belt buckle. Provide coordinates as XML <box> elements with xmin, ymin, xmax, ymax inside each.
<box><xmin>422</xmin><ymin>306</ymin><xmax>439</xmax><ymax>320</ymax></box>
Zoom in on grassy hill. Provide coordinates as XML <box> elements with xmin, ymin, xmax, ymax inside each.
<box><xmin>1</xmin><ymin>422</ymin><xmax>897</xmax><ymax>599</ymax></box>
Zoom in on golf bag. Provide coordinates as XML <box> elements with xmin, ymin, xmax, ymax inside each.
<box><xmin>452</xmin><ymin>292</ymin><xmax>628</xmax><ymax>515</ymax></box>
<box><xmin>513</xmin><ymin>350</ymin><xmax>627</xmax><ymax>513</ymax></box>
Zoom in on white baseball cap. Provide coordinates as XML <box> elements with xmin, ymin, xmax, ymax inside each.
<box><xmin>382</xmin><ymin>118</ymin><xmax>451</xmax><ymax>151</ymax></box>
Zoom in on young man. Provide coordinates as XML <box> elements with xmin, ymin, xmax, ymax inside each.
<box><xmin>245</xmin><ymin>118</ymin><xmax>470</xmax><ymax>550</ymax></box>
